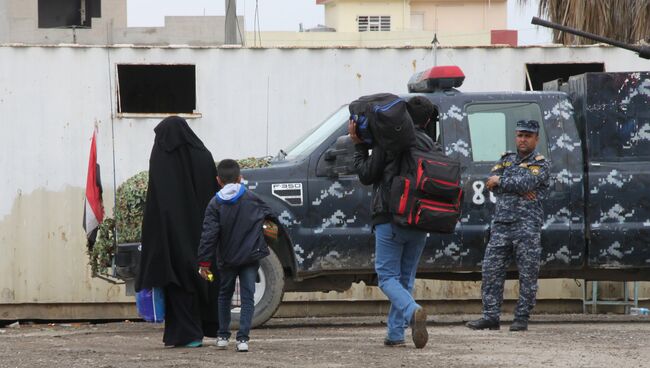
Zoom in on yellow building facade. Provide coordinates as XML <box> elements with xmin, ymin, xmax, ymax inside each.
<box><xmin>247</xmin><ymin>0</ymin><xmax>508</xmax><ymax>47</ymax></box>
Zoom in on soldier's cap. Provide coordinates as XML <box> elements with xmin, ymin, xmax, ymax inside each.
<box><xmin>515</xmin><ymin>119</ymin><xmax>540</xmax><ymax>133</ymax></box>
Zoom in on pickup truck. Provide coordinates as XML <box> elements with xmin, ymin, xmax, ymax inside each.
<box><xmin>193</xmin><ymin>65</ymin><xmax>646</xmax><ymax>327</ymax></box>
<box><xmin>114</xmin><ymin>18</ymin><xmax>650</xmax><ymax>326</ymax></box>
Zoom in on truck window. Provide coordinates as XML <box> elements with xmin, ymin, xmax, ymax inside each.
<box><xmin>283</xmin><ymin>106</ymin><xmax>350</xmax><ymax>159</ymax></box>
<box><xmin>466</xmin><ymin>102</ymin><xmax>548</xmax><ymax>161</ymax></box>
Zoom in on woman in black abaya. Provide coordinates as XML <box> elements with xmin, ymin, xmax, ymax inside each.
<box><xmin>135</xmin><ymin>116</ymin><xmax>220</xmax><ymax>347</ymax></box>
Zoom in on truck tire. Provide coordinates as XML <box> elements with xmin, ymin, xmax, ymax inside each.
<box><xmin>229</xmin><ymin>248</ymin><xmax>285</xmax><ymax>329</ymax></box>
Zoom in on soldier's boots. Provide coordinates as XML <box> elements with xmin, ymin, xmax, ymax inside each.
<box><xmin>466</xmin><ymin>318</ymin><xmax>500</xmax><ymax>330</ymax></box>
<box><xmin>509</xmin><ymin>319</ymin><xmax>528</xmax><ymax>331</ymax></box>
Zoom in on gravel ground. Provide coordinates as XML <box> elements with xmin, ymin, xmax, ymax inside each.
<box><xmin>1</xmin><ymin>314</ymin><xmax>649</xmax><ymax>368</ymax></box>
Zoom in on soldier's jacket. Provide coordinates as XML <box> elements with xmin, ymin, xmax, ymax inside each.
<box><xmin>490</xmin><ymin>150</ymin><xmax>551</xmax><ymax>227</ymax></box>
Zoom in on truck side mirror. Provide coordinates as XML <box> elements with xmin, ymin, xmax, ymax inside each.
<box><xmin>316</xmin><ymin>135</ymin><xmax>356</xmax><ymax>178</ymax></box>
<box><xmin>332</xmin><ymin>135</ymin><xmax>356</xmax><ymax>176</ymax></box>
<box><xmin>324</xmin><ymin>149</ymin><xmax>337</xmax><ymax>161</ymax></box>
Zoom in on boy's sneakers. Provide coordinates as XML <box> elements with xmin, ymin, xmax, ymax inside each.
<box><xmin>236</xmin><ymin>340</ymin><xmax>249</xmax><ymax>352</ymax></box>
<box><xmin>410</xmin><ymin>307</ymin><xmax>429</xmax><ymax>349</ymax></box>
<box><xmin>216</xmin><ymin>337</ymin><xmax>229</xmax><ymax>349</ymax></box>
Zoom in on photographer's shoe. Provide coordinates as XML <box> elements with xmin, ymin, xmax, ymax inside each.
<box><xmin>509</xmin><ymin>319</ymin><xmax>528</xmax><ymax>332</ymax></box>
<box><xmin>383</xmin><ymin>338</ymin><xmax>406</xmax><ymax>347</ymax></box>
<box><xmin>410</xmin><ymin>307</ymin><xmax>429</xmax><ymax>349</ymax></box>
<box><xmin>466</xmin><ymin>318</ymin><xmax>500</xmax><ymax>330</ymax></box>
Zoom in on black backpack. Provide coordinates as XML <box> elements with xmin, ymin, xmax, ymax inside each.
<box><xmin>389</xmin><ymin>145</ymin><xmax>463</xmax><ymax>234</ymax></box>
<box><xmin>349</xmin><ymin>93</ymin><xmax>416</xmax><ymax>153</ymax></box>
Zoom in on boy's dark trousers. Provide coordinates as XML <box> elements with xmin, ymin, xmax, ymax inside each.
<box><xmin>217</xmin><ymin>261</ymin><xmax>260</xmax><ymax>342</ymax></box>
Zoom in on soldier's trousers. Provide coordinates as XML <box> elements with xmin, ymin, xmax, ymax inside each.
<box><xmin>481</xmin><ymin>222</ymin><xmax>542</xmax><ymax>321</ymax></box>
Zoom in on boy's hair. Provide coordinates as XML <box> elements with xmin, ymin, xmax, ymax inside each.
<box><xmin>217</xmin><ymin>159</ymin><xmax>241</xmax><ymax>184</ymax></box>
<box><xmin>406</xmin><ymin>96</ymin><xmax>436</xmax><ymax>128</ymax></box>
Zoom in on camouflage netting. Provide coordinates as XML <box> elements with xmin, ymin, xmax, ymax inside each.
<box><xmin>88</xmin><ymin>157</ymin><xmax>272</xmax><ymax>275</ymax></box>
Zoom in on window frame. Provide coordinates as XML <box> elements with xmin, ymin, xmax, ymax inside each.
<box><xmin>114</xmin><ymin>63</ymin><xmax>201</xmax><ymax>119</ymax></box>
<box><xmin>465</xmin><ymin>101</ymin><xmax>549</xmax><ymax>163</ymax></box>
<box><xmin>357</xmin><ymin>15</ymin><xmax>391</xmax><ymax>32</ymax></box>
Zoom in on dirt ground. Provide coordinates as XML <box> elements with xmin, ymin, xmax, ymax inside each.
<box><xmin>1</xmin><ymin>314</ymin><xmax>650</xmax><ymax>368</ymax></box>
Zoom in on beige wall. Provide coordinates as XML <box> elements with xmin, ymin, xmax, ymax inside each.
<box><xmin>245</xmin><ymin>30</ymin><xmax>490</xmax><ymax>47</ymax></box>
<box><xmin>321</xmin><ymin>0</ymin><xmax>507</xmax><ymax>40</ymax></box>
<box><xmin>285</xmin><ymin>280</ymin><xmax>650</xmax><ymax>303</ymax></box>
<box><xmin>410</xmin><ymin>0</ymin><xmax>506</xmax><ymax>34</ymax></box>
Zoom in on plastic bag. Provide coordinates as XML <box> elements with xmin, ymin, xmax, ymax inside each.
<box><xmin>136</xmin><ymin>287</ymin><xmax>165</xmax><ymax>323</ymax></box>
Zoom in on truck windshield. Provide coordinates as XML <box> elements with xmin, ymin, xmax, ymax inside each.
<box><xmin>280</xmin><ymin>106</ymin><xmax>349</xmax><ymax>160</ymax></box>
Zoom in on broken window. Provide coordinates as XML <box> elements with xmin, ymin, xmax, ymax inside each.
<box><xmin>117</xmin><ymin>65</ymin><xmax>197</xmax><ymax>115</ymax></box>
<box><xmin>38</xmin><ymin>0</ymin><xmax>101</xmax><ymax>28</ymax></box>
<box><xmin>357</xmin><ymin>16</ymin><xmax>391</xmax><ymax>32</ymax></box>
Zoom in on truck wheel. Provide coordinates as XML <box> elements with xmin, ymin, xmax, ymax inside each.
<box><xmin>229</xmin><ymin>248</ymin><xmax>285</xmax><ymax>329</ymax></box>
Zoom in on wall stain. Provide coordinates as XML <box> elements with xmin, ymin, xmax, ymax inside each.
<box><xmin>1</xmin><ymin>288</ymin><xmax>15</xmax><ymax>302</ymax></box>
<box><xmin>0</xmin><ymin>187</ymin><xmax>128</xmax><ymax>306</ymax></box>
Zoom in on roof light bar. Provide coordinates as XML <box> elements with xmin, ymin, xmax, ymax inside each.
<box><xmin>407</xmin><ymin>66</ymin><xmax>465</xmax><ymax>93</ymax></box>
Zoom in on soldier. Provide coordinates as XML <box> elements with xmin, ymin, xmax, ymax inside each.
<box><xmin>466</xmin><ymin>119</ymin><xmax>550</xmax><ymax>332</ymax></box>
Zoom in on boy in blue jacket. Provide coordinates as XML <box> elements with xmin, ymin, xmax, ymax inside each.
<box><xmin>197</xmin><ymin>159</ymin><xmax>277</xmax><ymax>352</ymax></box>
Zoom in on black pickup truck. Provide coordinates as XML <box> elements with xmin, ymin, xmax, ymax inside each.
<box><xmin>213</xmin><ymin>65</ymin><xmax>648</xmax><ymax>327</ymax></box>
<box><xmin>114</xmin><ymin>19</ymin><xmax>650</xmax><ymax>327</ymax></box>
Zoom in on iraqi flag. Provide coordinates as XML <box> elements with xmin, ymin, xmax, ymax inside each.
<box><xmin>83</xmin><ymin>129</ymin><xmax>104</xmax><ymax>248</ymax></box>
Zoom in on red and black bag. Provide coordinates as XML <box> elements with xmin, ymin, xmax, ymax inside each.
<box><xmin>389</xmin><ymin>147</ymin><xmax>462</xmax><ymax>233</ymax></box>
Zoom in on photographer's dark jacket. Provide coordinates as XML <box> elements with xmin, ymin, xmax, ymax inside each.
<box><xmin>353</xmin><ymin>128</ymin><xmax>437</xmax><ymax>226</ymax></box>
<box><xmin>197</xmin><ymin>183</ymin><xmax>275</xmax><ymax>269</ymax></box>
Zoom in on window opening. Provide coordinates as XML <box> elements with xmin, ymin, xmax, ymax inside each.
<box><xmin>38</xmin><ymin>0</ymin><xmax>101</xmax><ymax>28</ymax></box>
<box><xmin>117</xmin><ymin>64</ymin><xmax>197</xmax><ymax>114</ymax></box>
<box><xmin>358</xmin><ymin>16</ymin><xmax>391</xmax><ymax>32</ymax></box>
<box><xmin>467</xmin><ymin>102</ymin><xmax>548</xmax><ymax>162</ymax></box>
<box><xmin>525</xmin><ymin>63</ymin><xmax>605</xmax><ymax>91</ymax></box>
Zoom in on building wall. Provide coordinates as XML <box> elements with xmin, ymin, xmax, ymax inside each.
<box><xmin>0</xmin><ymin>0</ymin><xmax>241</xmax><ymax>46</ymax></box>
<box><xmin>410</xmin><ymin>0</ymin><xmax>507</xmax><ymax>34</ymax></box>
<box><xmin>244</xmin><ymin>29</ymin><xmax>492</xmax><ymax>47</ymax></box>
<box><xmin>317</xmin><ymin>0</ymin><xmax>507</xmax><ymax>46</ymax></box>
<box><xmin>324</xmin><ymin>0</ymin><xmax>410</xmax><ymax>33</ymax></box>
<box><xmin>247</xmin><ymin>28</ymin><xmax>500</xmax><ymax>47</ymax></box>
<box><xmin>1</xmin><ymin>45</ymin><xmax>649</xmax><ymax>318</ymax></box>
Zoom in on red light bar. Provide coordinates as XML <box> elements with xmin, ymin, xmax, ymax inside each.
<box><xmin>407</xmin><ymin>65</ymin><xmax>465</xmax><ymax>93</ymax></box>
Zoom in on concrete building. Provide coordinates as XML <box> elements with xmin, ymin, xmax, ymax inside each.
<box><xmin>0</xmin><ymin>0</ymin><xmax>243</xmax><ymax>46</ymax></box>
<box><xmin>1</xmin><ymin>37</ymin><xmax>649</xmax><ymax>319</ymax></box>
<box><xmin>247</xmin><ymin>0</ymin><xmax>514</xmax><ymax>47</ymax></box>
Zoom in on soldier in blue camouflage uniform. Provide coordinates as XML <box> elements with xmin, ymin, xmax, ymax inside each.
<box><xmin>467</xmin><ymin>119</ymin><xmax>550</xmax><ymax>332</ymax></box>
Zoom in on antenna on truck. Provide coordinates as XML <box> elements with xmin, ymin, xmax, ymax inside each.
<box><xmin>431</xmin><ymin>33</ymin><xmax>440</xmax><ymax>66</ymax></box>
<box><xmin>531</xmin><ymin>16</ymin><xmax>650</xmax><ymax>60</ymax></box>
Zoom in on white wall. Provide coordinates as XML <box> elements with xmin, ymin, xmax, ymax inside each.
<box><xmin>1</xmin><ymin>44</ymin><xmax>648</xmax><ymax>308</ymax></box>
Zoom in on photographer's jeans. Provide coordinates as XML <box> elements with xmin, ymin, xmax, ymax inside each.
<box><xmin>374</xmin><ymin>223</ymin><xmax>427</xmax><ymax>342</ymax></box>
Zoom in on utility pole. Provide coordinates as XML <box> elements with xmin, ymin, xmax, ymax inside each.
<box><xmin>224</xmin><ymin>0</ymin><xmax>238</xmax><ymax>45</ymax></box>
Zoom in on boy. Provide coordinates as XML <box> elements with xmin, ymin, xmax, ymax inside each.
<box><xmin>197</xmin><ymin>159</ymin><xmax>277</xmax><ymax>352</ymax></box>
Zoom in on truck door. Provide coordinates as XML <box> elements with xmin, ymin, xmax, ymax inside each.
<box><xmin>451</xmin><ymin>96</ymin><xmax>584</xmax><ymax>272</ymax></box>
<box><xmin>304</xmin><ymin>109</ymin><xmax>375</xmax><ymax>273</ymax></box>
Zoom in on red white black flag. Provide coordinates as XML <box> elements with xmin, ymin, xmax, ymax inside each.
<box><xmin>83</xmin><ymin>129</ymin><xmax>104</xmax><ymax>248</ymax></box>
